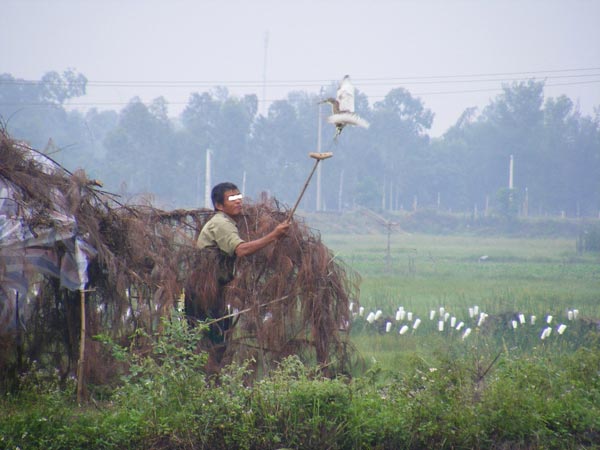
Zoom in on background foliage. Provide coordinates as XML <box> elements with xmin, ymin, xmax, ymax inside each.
<box><xmin>1</xmin><ymin>70</ymin><xmax>599</xmax><ymax>216</ymax></box>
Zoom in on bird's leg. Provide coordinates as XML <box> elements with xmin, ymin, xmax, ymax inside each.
<box><xmin>325</xmin><ymin>137</ymin><xmax>337</xmax><ymax>151</ymax></box>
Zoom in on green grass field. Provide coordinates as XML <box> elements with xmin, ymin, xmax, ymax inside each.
<box><xmin>325</xmin><ymin>233</ymin><xmax>600</xmax><ymax>313</ymax></box>
<box><xmin>323</xmin><ymin>233</ymin><xmax>600</xmax><ymax>375</ymax></box>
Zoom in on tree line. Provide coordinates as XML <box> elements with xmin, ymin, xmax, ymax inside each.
<box><xmin>1</xmin><ymin>70</ymin><xmax>599</xmax><ymax>217</ymax></box>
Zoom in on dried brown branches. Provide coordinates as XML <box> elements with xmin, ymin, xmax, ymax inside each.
<box><xmin>1</xmin><ymin>130</ymin><xmax>359</xmax><ymax>388</ymax></box>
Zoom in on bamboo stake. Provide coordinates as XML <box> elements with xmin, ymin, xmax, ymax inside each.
<box><xmin>77</xmin><ymin>289</ymin><xmax>86</xmax><ymax>403</ymax></box>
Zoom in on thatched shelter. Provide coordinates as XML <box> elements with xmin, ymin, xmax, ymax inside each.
<box><xmin>0</xmin><ymin>129</ymin><xmax>360</xmax><ymax>396</ymax></box>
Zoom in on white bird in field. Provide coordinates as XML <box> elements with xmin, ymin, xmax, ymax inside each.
<box><xmin>320</xmin><ymin>75</ymin><xmax>369</xmax><ymax>139</ymax></box>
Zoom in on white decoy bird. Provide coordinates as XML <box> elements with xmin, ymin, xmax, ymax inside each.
<box><xmin>320</xmin><ymin>75</ymin><xmax>369</xmax><ymax>139</ymax></box>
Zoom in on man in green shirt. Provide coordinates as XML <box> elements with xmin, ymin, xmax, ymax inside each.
<box><xmin>190</xmin><ymin>182</ymin><xmax>290</xmax><ymax>367</ymax></box>
<box><xmin>197</xmin><ymin>181</ymin><xmax>290</xmax><ymax>265</ymax></box>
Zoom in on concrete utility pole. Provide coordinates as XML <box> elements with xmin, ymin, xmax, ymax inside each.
<box><xmin>508</xmin><ymin>154</ymin><xmax>515</xmax><ymax>213</ymax></box>
<box><xmin>204</xmin><ymin>149</ymin><xmax>212</xmax><ymax>208</ymax></box>
<box><xmin>338</xmin><ymin>169</ymin><xmax>344</xmax><ymax>211</ymax></box>
<box><xmin>316</xmin><ymin>103</ymin><xmax>323</xmax><ymax>211</ymax></box>
<box><xmin>509</xmin><ymin>154</ymin><xmax>514</xmax><ymax>189</ymax></box>
<box><xmin>197</xmin><ymin>159</ymin><xmax>202</xmax><ymax>206</ymax></box>
<box><xmin>262</xmin><ymin>31</ymin><xmax>269</xmax><ymax>116</ymax></box>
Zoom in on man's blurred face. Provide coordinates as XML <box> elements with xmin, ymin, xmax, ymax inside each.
<box><xmin>217</xmin><ymin>189</ymin><xmax>243</xmax><ymax>217</ymax></box>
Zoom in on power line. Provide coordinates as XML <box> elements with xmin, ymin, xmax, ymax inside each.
<box><xmin>1</xmin><ymin>79</ymin><xmax>599</xmax><ymax>108</ymax></box>
<box><xmin>412</xmin><ymin>79</ymin><xmax>600</xmax><ymax>97</ymax></box>
<box><xmin>357</xmin><ymin>67</ymin><xmax>600</xmax><ymax>82</ymax></box>
<box><xmin>2</xmin><ymin>67</ymin><xmax>600</xmax><ymax>88</ymax></box>
<box><xmin>3</xmin><ymin>73</ymin><xmax>600</xmax><ymax>89</ymax></box>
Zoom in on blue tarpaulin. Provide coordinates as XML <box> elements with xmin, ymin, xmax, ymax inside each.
<box><xmin>0</xmin><ymin>151</ymin><xmax>97</xmax><ymax>330</ymax></box>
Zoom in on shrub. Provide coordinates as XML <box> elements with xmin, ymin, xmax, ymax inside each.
<box><xmin>2</xmin><ymin>311</ymin><xmax>599</xmax><ymax>449</ymax></box>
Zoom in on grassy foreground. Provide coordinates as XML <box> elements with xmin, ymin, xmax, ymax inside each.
<box><xmin>1</xmin><ymin>233</ymin><xmax>599</xmax><ymax>449</ymax></box>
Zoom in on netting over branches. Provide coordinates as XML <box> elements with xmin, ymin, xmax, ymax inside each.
<box><xmin>0</xmin><ymin>130</ymin><xmax>360</xmax><ymax>391</ymax></box>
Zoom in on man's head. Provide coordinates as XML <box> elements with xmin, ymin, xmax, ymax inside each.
<box><xmin>211</xmin><ymin>182</ymin><xmax>243</xmax><ymax>217</ymax></box>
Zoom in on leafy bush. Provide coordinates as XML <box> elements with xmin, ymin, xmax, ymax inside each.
<box><xmin>480</xmin><ymin>349</ymin><xmax>600</xmax><ymax>447</ymax></box>
<box><xmin>2</xmin><ymin>311</ymin><xmax>599</xmax><ymax>449</ymax></box>
<box><xmin>99</xmin><ymin>310</ymin><xmax>210</xmax><ymax>447</ymax></box>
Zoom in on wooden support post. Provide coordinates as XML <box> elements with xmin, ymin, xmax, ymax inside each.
<box><xmin>386</xmin><ymin>223</ymin><xmax>392</xmax><ymax>273</ymax></box>
<box><xmin>77</xmin><ymin>289</ymin><xmax>86</xmax><ymax>403</ymax></box>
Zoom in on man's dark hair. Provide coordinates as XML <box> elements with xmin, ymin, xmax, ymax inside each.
<box><xmin>211</xmin><ymin>182</ymin><xmax>239</xmax><ymax>210</ymax></box>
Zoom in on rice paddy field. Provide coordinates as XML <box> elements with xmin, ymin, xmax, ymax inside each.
<box><xmin>322</xmin><ymin>233</ymin><xmax>600</xmax><ymax>373</ymax></box>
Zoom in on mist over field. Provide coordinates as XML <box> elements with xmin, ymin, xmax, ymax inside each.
<box><xmin>1</xmin><ymin>70</ymin><xmax>599</xmax><ymax>219</ymax></box>
<box><xmin>1</xmin><ymin>1</ymin><xmax>599</xmax><ymax>217</ymax></box>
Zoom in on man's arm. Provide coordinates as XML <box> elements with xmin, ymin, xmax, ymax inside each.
<box><xmin>235</xmin><ymin>221</ymin><xmax>290</xmax><ymax>258</ymax></box>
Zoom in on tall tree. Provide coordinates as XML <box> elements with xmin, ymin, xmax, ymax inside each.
<box><xmin>248</xmin><ymin>92</ymin><xmax>317</xmax><ymax>206</ymax></box>
<box><xmin>369</xmin><ymin>88</ymin><xmax>433</xmax><ymax>209</ymax></box>
<box><xmin>39</xmin><ymin>69</ymin><xmax>87</xmax><ymax>106</ymax></box>
<box><xmin>0</xmin><ymin>70</ymin><xmax>88</xmax><ymax>150</ymax></box>
<box><xmin>180</xmin><ymin>89</ymin><xmax>258</xmax><ymax>204</ymax></box>
<box><xmin>544</xmin><ymin>99</ymin><xmax>600</xmax><ymax>216</ymax></box>
<box><xmin>103</xmin><ymin>97</ymin><xmax>176</xmax><ymax>202</ymax></box>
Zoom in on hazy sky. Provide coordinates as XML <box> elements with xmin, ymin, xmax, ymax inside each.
<box><xmin>2</xmin><ymin>0</ymin><xmax>599</xmax><ymax>136</ymax></box>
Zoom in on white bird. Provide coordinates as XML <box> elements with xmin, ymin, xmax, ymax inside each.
<box><xmin>320</xmin><ymin>75</ymin><xmax>369</xmax><ymax>139</ymax></box>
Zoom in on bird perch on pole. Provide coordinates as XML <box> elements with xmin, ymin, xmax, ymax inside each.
<box><xmin>320</xmin><ymin>75</ymin><xmax>370</xmax><ymax>140</ymax></box>
<box><xmin>289</xmin><ymin>75</ymin><xmax>368</xmax><ymax>220</ymax></box>
<box><xmin>288</xmin><ymin>152</ymin><xmax>333</xmax><ymax>220</ymax></box>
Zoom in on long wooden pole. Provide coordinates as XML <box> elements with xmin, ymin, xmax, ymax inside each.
<box><xmin>288</xmin><ymin>152</ymin><xmax>333</xmax><ymax>220</ymax></box>
<box><xmin>289</xmin><ymin>159</ymin><xmax>320</xmax><ymax>219</ymax></box>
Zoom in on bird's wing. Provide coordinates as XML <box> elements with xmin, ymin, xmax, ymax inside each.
<box><xmin>336</xmin><ymin>77</ymin><xmax>355</xmax><ymax>113</ymax></box>
<box><xmin>327</xmin><ymin>112</ymin><xmax>369</xmax><ymax>129</ymax></box>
